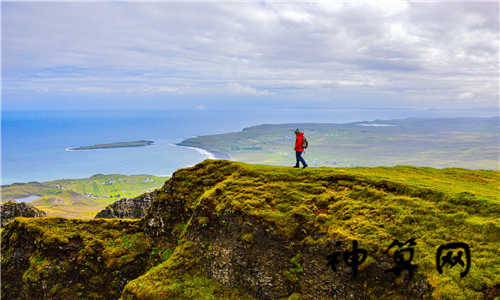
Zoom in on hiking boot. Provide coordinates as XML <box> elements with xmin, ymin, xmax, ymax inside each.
<box><xmin>302</xmin><ymin>165</ymin><xmax>308</xmax><ymax>169</ymax></box>
<box><xmin>293</xmin><ymin>165</ymin><xmax>299</xmax><ymax>168</ymax></box>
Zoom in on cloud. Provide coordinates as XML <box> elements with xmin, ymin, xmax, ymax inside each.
<box><xmin>225</xmin><ymin>82</ymin><xmax>270</xmax><ymax>96</ymax></box>
<box><xmin>2</xmin><ymin>1</ymin><xmax>498</xmax><ymax>109</ymax></box>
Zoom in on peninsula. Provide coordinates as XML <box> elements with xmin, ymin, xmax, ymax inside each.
<box><xmin>68</xmin><ymin>140</ymin><xmax>154</xmax><ymax>151</ymax></box>
<box><xmin>177</xmin><ymin>117</ymin><xmax>499</xmax><ymax>169</ymax></box>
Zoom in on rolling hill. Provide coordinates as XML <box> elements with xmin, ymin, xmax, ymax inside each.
<box><xmin>2</xmin><ymin>160</ymin><xmax>499</xmax><ymax>299</ymax></box>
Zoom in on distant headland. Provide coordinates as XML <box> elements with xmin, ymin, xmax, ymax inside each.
<box><xmin>67</xmin><ymin>140</ymin><xmax>154</xmax><ymax>151</ymax></box>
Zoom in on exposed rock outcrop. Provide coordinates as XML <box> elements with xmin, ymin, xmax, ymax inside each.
<box><xmin>0</xmin><ymin>201</ymin><xmax>46</xmax><ymax>227</ymax></box>
<box><xmin>95</xmin><ymin>193</ymin><xmax>153</xmax><ymax>219</ymax></box>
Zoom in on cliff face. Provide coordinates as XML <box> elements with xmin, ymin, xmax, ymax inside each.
<box><xmin>95</xmin><ymin>193</ymin><xmax>153</xmax><ymax>219</ymax></box>
<box><xmin>2</xmin><ymin>160</ymin><xmax>499</xmax><ymax>300</ymax></box>
<box><xmin>1</xmin><ymin>202</ymin><xmax>46</xmax><ymax>227</ymax></box>
<box><xmin>1</xmin><ymin>218</ymin><xmax>152</xmax><ymax>299</ymax></box>
<box><xmin>135</xmin><ymin>160</ymin><xmax>435</xmax><ymax>299</ymax></box>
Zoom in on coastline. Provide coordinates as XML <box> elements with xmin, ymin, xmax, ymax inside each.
<box><xmin>66</xmin><ymin>140</ymin><xmax>154</xmax><ymax>151</ymax></box>
<box><xmin>174</xmin><ymin>143</ymin><xmax>232</xmax><ymax>160</ymax></box>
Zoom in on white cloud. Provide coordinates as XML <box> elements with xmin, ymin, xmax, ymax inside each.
<box><xmin>279</xmin><ymin>9</ymin><xmax>312</xmax><ymax>24</ymax></box>
<box><xmin>458</xmin><ymin>92</ymin><xmax>474</xmax><ymax>99</ymax></box>
<box><xmin>2</xmin><ymin>1</ymin><xmax>499</xmax><ymax>108</ymax></box>
<box><xmin>225</xmin><ymin>82</ymin><xmax>271</xmax><ymax>96</ymax></box>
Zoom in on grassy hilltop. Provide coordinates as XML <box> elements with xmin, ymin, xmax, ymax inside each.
<box><xmin>2</xmin><ymin>160</ymin><xmax>499</xmax><ymax>299</ymax></box>
<box><xmin>1</xmin><ymin>174</ymin><xmax>169</xmax><ymax>218</ymax></box>
<box><xmin>178</xmin><ymin>117</ymin><xmax>499</xmax><ymax>169</ymax></box>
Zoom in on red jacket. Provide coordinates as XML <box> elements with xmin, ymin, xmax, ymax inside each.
<box><xmin>295</xmin><ymin>132</ymin><xmax>304</xmax><ymax>152</ymax></box>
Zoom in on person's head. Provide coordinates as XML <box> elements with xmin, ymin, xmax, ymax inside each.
<box><xmin>294</xmin><ymin>128</ymin><xmax>300</xmax><ymax>135</ymax></box>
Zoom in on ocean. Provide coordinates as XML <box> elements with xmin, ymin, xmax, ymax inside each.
<box><xmin>2</xmin><ymin>108</ymin><xmax>496</xmax><ymax>185</ymax></box>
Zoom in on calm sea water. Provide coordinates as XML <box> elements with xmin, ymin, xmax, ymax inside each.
<box><xmin>2</xmin><ymin>108</ymin><xmax>496</xmax><ymax>185</ymax></box>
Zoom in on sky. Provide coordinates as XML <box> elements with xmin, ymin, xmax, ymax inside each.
<box><xmin>2</xmin><ymin>0</ymin><xmax>499</xmax><ymax>111</ymax></box>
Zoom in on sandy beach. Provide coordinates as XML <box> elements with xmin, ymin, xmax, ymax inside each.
<box><xmin>174</xmin><ymin>143</ymin><xmax>232</xmax><ymax>160</ymax></box>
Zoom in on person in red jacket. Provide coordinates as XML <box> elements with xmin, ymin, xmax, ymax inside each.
<box><xmin>294</xmin><ymin>128</ymin><xmax>308</xmax><ymax>168</ymax></box>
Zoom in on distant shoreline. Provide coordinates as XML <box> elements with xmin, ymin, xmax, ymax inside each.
<box><xmin>175</xmin><ymin>142</ymin><xmax>232</xmax><ymax>160</ymax></box>
<box><xmin>67</xmin><ymin>140</ymin><xmax>154</xmax><ymax>151</ymax></box>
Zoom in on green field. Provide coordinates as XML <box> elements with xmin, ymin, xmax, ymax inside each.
<box><xmin>0</xmin><ymin>174</ymin><xmax>169</xmax><ymax>218</ymax></box>
<box><xmin>178</xmin><ymin>117</ymin><xmax>499</xmax><ymax>170</ymax></box>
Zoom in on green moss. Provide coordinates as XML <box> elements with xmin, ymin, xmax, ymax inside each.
<box><xmin>198</xmin><ymin>216</ymin><xmax>209</xmax><ymax>227</ymax></box>
<box><xmin>284</xmin><ymin>253</ymin><xmax>304</xmax><ymax>283</ymax></box>
<box><xmin>121</xmin><ymin>239</ymin><xmax>254</xmax><ymax>299</ymax></box>
<box><xmin>162</xmin><ymin>160</ymin><xmax>499</xmax><ymax>299</ymax></box>
<box><xmin>2</xmin><ymin>217</ymin><xmax>154</xmax><ymax>299</ymax></box>
<box><xmin>285</xmin><ymin>293</ymin><xmax>303</xmax><ymax>300</ymax></box>
<box><xmin>241</xmin><ymin>233</ymin><xmax>253</xmax><ymax>243</ymax></box>
<box><xmin>3</xmin><ymin>160</ymin><xmax>499</xmax><ymax>299</ymax></box>
<box><xmin>172</xmin><ymin>222</ymin><xmax>187</xmax><ymax>235</ymax></box>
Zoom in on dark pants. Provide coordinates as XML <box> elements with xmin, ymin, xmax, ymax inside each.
<box><xmin>295</xmin><ymin>151</ymin><xmax>307</xmax><ymax>167</ymax></box>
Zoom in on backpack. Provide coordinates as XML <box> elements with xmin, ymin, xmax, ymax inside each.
<box><xmin>302</xmin><ymin>136</ymin><xmax>308</xmax><ymax>149</ymax></box>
